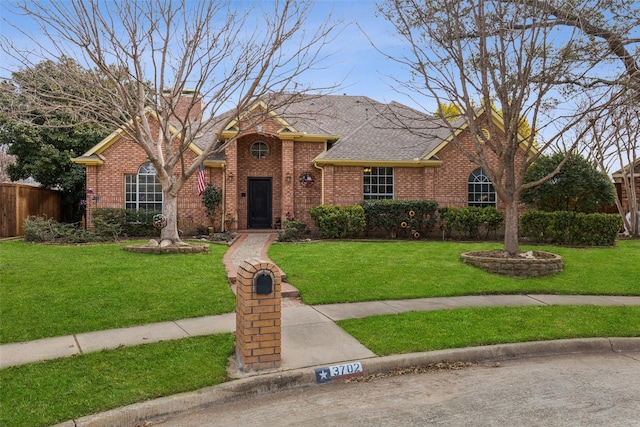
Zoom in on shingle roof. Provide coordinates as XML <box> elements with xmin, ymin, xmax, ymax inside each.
<box><xmin>314</xmin><ymin>100</ymin><xmax>452</xmax><ymax>162</ymax></box>
<box><xmin>612</xmin><ymin>158</ymin><xmax>640</xmax><ymax>177</ymax></box>
<box><xmin>199</xmin><ymin>94</ymin><xmax>455</xmax><ymax>163</ymax></box>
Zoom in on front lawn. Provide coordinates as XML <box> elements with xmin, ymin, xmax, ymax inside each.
<box><xmin>0</xmin><ymin>334</ymin><xmax>234</xmax><ymax>427</ymax></box>
<box><xmin>268</xmin><ymin>239</ymin><xmax>640</xmax><ymax>304</ymax></box>
<box><xmin>0</xmin><ymin>241</ymin><xmax>235</xmax><ymax>343</ymax></box>
<box><xmin>338</xmin><ymin>305</ymin><xmax>640</xmax><ymax>355</ymax></box>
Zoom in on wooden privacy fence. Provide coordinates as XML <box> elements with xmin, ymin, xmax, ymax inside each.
<box><xmin>0</xmin><ymin>183</ymin><xmax>62</xmax><ymax>237</ymax></box>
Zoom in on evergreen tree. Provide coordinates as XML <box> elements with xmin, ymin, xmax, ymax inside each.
<box><xmin>521</xmin><ymin>152</ymin><xmax>616</xmax><ymax>213</ymax></box>
<box><xmin>0</xmin><ymin>60</ymin><xmax>109</xmax><ymax>221</ymax></box>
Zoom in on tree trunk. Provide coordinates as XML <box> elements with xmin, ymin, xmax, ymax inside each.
<box><xmin>160</xmin><ymin>190</ymin><xmax>182</xmax><ymax>243</ymax></box>
<box><xmin>503</xmin><ymin>198</ymin><xmax>520</xmax><ymax>256</ymax></box>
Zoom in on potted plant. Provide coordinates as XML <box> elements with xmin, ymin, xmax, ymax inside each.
<box><xmin>201</xmin><ymin>184</ymin><xmax>222</xmax><ymax>234</ymax></box>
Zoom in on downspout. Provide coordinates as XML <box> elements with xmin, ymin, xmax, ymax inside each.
<box><xmin>221</xmin><ymin>164</ymin><xmax>226</xmax><ymax>232</ymax></box>
<box><xmin>313</xmin><ymin>161</ymin><xmax>325</xmax><ymax>205</ymax></box>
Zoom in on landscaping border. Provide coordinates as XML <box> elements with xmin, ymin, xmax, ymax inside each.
<box><xmin>460</xmin><ymin>251</ymin><xmax>563</xmax><ymax>277</ymax></box>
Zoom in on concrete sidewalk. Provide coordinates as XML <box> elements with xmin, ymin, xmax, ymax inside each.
<box><xmin>3</xmin><ymin>292</ymin><xmax>640</xmax><ymax>369</ymax></box>
<box><xmin>2</xmin><ymin>229</ymin><xmax>640</xmax><ymax>369</ymax></box>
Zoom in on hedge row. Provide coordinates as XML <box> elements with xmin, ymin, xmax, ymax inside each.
<box><xmin>439</xmin><ymin>206</ymin><xmax>504</xmax><ymax>239</ymax></box>
<box><xmin>311</xmin><ymin>200</ymin><xmax>502</xmax><ymax>241</ymax></box>
<box><xmin>359</xmin><ymin>199</ymin><xmax>438</xmax><ymax>237</ymax></box>
<box><xmin>92</xmin><ymin>208</ymin><xmax>160</xmax><ymax>239</ymax></box>
<box><xmin>23</xmin><ymin>209</ymin><xmax>161</xmax><ymax>243</ymax></box>
<box><xmin>520</xmin><ymin>211</ymin><xmax>622</xmax><ymax>246</ymax></box>
<box><xmin>309</xmin><ymin>205</ymin><xmax>366</xmax><ymax>239</ymax></box>
<box><xmin>310</xmin><ymin>201</ymin><xmax>621</xmax><ymax>246</ymax></box>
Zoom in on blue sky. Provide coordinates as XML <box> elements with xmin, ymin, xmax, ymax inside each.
<box><xmin>1</xmin><ymin>1</ymin><xmax>634</xmax><ymax>174</ymax></box>
<box><xmin>304</xmin><ymin>1</ymin><xmax>419</xmax><ymax>104</ymax></box>
<box><xmin>0</xmin><ymin>0</ymin><xmax>428</xmax><ymax>111</ymax></box>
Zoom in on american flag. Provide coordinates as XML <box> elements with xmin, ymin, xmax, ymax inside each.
<box><xmin>197</xmin><ymin>164</ymin><xmax>206</xmax><ymax>195</ymax></box>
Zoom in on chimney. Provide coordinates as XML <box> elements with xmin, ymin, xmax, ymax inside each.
<box><xmin>162</xmin><ymin>89</ymin><xmax>203</xmax><ymax>124</ymax></box>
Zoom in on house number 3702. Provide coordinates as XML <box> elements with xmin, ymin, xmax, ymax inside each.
<box><xmin>330</xmin><ymin>362</ymin><xmax>362</xmax><ymax>377</ymax></box>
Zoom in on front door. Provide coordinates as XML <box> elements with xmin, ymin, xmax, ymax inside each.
<box><xmin>247</xmin><ymin>178</ymin><xmax>272</xmax><ymax>229</ymax></box>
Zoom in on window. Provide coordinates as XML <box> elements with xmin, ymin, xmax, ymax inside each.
<box><xmin>364</xmin><ymin>166</ymin><xmax>394</xmax><ymax>199</ymax></box>
<box><xmin>125</xmin><ymin>162</ymin><xmax>163</xmax><ymax>211</ymax></box>
<box><xmin>250</xmin><ymin>141</ymin><xmax>269</xmax><ymax>159</ymax></box>
<box><xmin>468</xmin><ymin>168</ymin><xmax>496</xmax><ymax>207</ymax></box>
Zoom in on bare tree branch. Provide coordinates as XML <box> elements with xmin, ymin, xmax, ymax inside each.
<box><xmin>377</xmin><ymin>0</ymin><xmax>632</xmax><ymax>254</ymax></box>
<box><xmin>0</xmin><ymin>0</ymin><xmax>341</xmax><ymax>243</ymax></box>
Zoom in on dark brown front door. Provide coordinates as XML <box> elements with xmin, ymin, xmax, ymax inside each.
<box><xmin>247</xmin><ymin>178</ymin><xmax>272</xmax><ymax>229</ymax></box>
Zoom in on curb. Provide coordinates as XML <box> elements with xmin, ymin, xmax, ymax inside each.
<box><xmin>52</xmin><ymin>337</ymin><xmax>640</xmax><ymax>427</ymax></box>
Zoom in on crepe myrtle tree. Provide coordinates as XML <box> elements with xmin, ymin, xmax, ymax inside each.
<box><xmin>0</xmin><ymin>0</ymin><xmax>340</xmax><ymax>244</ymax></box>
<box><xmin>376</xmin><ymin>0</ymin><xmax>640</xmax><ymax>255</ymax></box>
<box><xmin>583</xmin><ymin>90</ymin><xmax>639</xmax><ymax>236</ymax></box>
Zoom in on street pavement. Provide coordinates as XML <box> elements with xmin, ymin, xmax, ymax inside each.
<box><xmin>153</xmin><ymin>351</ymin><xmax>640</xmax><ymax>427</ymax></box>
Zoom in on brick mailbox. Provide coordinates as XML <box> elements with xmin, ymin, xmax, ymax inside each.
<box><xmin>235</xmin><ymin>258</ymin><xmax>282</xmax><ymax>372</ymax></box>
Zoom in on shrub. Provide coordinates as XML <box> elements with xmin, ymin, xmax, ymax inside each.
<box><xmin>202</xmin><ymin>184</ymin><xmax>222</xmax><ymax>224</ymax></box>
<box><xmin>438</xmin><ymin>206</ymin><xmax>504</xmax><ymax>239</ymax></box>
<box><xmin>521</xmin><ymin>152</ymin><xmax>616</xmax><ymax>213</ymax></box>
<box><xmin>93</xmin><ymin>208</ymin><xmax>159</xmax><ymax>240</ymax></box>
<box><xmin>310</xmin><ymin>205</ymin><xmax>366</xmax><ymax>239</ymax></box>
<box><xmin>520</xmin><ymin>211</ymin><xmax>621</xmax><ymax>246</ymax></box>
<box><xmin>23</xmin><ymin>216</ymin><xmax>97</xmax><ymax>243</ymax></box>
<box><xmin>277</xmin><ymin>220</ymin><xmax>308</xmax><ymax>241</ymax></box>
<box><xmin>359</xmin><ymin>199</ymin><xmax>438</xmax><ymax>238</ymax></box>
<box><xmin>24</xmin><ymin>216</ymin><xmax>56</xmax><ymax>242</ymax></box>
<box><xmin>92</xmin><ymin>209</ymin><xmax>124</xmax><ymax>240</ymax></box>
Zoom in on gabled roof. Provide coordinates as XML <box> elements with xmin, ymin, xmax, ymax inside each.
<box><xmin>201</xmin><ymin>94</ymin><xmax>449</xmax><ymax>167</ymax></box>
<box><xmin>211</xmin><ymin>94</ymin><xmax>532</xmax><ymax>167</ymax></box>
<box><xmin>612</xmin><ymin>158</ymin><xmax>640</xmax><ymax>181</ymax></box>
<box><xmin>72</xmin><ymin>110</ymin><xmax>203</xmax><ymax>166</ymax></box>
<box><xmin>74</xmin><ymin>93</ymin><xmax>534</xmax><ymax>168</ymax></box>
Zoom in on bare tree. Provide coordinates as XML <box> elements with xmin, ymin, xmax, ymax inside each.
<box><xmin>377</xmin><ymin>0</ymin><xmax>639</xmax><ymax>255</ymax></box>
<box><xmin>0</xmin><ymin>0</ymin><xmax>339</xmax><ymax>244</ymax></box>
<box><xmin>0</xmin><ymin>144</ymin><xmax>15</xmax><ymax>182</ymax></box>
<box><xmin>584</xmin><ymin>90</ymin><xmax>639</xmax><ymax>236</ymax></box>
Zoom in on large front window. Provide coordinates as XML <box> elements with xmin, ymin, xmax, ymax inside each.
<box><xmin>364</xmin><ymin>166</ymin><xmax>394</xmax><ymax>199</ymax></box>
<box><xmin>125</xmin><ymin>162</ymin><xmax>163</xmax><ymax>211</ymax></box>
<box><xmin>468</xmin><ymin>168</ymin><xmax>496</xmax><ymax>207</ymax></box>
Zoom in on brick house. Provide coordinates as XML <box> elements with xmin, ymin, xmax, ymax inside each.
<box><xmin>73</xmin><ymin>93</ymin><xmax>528</xmax><ymax>233</ymax></box>
<box><xmin>612</xmin><ymin>159</ymin><xmax>640</xmax><ymax>215</ymax></box>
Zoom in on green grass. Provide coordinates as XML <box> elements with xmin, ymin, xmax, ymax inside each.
<box><xmin>1</xmin><ymin>238</ymin><xmax>639</xmax><ymax>426</ymax></box>
<box><xmin>0</xmin><ymin>333</ymin><xmax>235</xmax><ymax>427</ymax></box>
<box><xmin>269</xmin><ymin>239</ymin><xmax>640</xmax><ymax>304</ymax></box>
<box><xmin>338</xmin><ymin>305</ymin><xmax>640</xmax><ymax>356</ymax></box>
<box><xmin>0</xmin><ymin>240</ymin><xmax>235</xmax><ymax>343</ymax></box>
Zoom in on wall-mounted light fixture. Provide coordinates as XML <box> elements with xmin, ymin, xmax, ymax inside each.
<box><xmin>228</xmin><ymin>171</ymin><xmax>234</xmax><ymax>182</ymax></box>
<box><xmin>286</xmin><ymin>174</ymin><xmax>292</xmax><ymax>184</ymax></box>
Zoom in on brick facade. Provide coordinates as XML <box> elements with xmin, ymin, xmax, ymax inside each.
<box><xmin>78</xmin><ymin>97</ymin><xmax>529</xmax><ymax>233</ymax></box>
<box><xmin>83</xmin><ymin>127</ymin><xmax>223</xmax><ymax>234</ymax></box>
<box><xmin>224</xmin><ymin>113</ymin><xmax>326</xmax><ymax>229</ymax></box>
